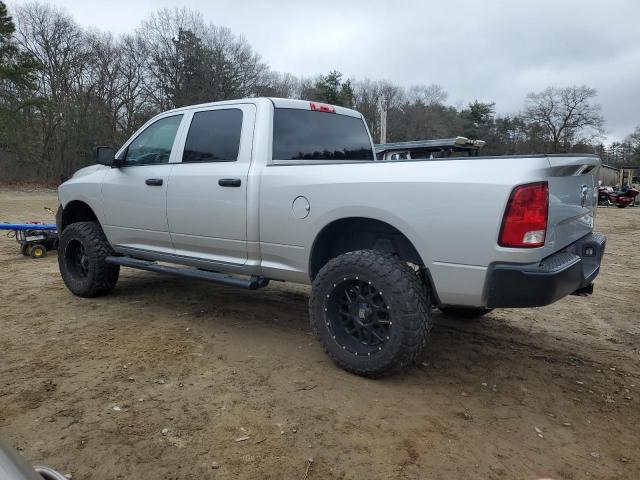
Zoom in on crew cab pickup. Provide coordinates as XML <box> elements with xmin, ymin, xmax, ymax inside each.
<box><xmin>56</xmin><ymin>98</ymin><xmax>606</xmax><ymax>376</ymax></box>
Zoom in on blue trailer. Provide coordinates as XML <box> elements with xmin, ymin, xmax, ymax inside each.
<box><xmin>0</xmin><ymin>222</ymin><xmax>58</xmax><ymax>258</ymax></box>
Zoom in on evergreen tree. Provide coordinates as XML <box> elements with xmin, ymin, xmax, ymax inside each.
<box><xmin>0</xmin><ymin>1</ymin><xmax>41</xmax><ymax>144</ymax></box>
<box><xmin>314</xmin><ymin>71</ymin><xmax>354</xmax><ymax>107</ymax></box>
<box><xmin>165</xmin><ymin>28</ymin><xmax>210</xmax><ymax>107</ymax></box>
<box><xmin>0</xmin><ymin>1</ymin><xmax>40</xmax><ymax>109</ymax></box>
<box><xmin>461</xmin><ymin>100</ymin><xmax>495</xmax><ymax>139</ymax></box>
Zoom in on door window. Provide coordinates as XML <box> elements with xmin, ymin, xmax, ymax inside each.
<box><xmin>124</xmin><ymin>115</ymin><xmax>183</xmax><ymax>166</ymax></box>
<box><xmin>182</xmin><ymin>109</ymin><xmax>243</xmax><ymax>163</ymax></box>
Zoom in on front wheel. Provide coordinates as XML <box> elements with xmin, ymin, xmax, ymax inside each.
<box><xmin>58</xmin><ymin>222</ymin><xmax>119</xmax><ymax>297</ymax></box>
<box><xmin>309</xmin><ymin>250</ymin><xmax>433</xmax><ymax>377</ymax></box>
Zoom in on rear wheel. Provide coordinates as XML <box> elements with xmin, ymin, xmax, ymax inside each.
<box><xmin>58</xmin><ymin>222</ymin><xmax>119</xmax><ymax>297</ymax></box>
<box><xmin>439</xmin><ymin>307</ymin><xmax>493</xmax><ymax>319</ymax></box>
<box><xmin>310</xmin><ymin>250</ymin><xmax>432</xmax><ymax>377</ymax></box>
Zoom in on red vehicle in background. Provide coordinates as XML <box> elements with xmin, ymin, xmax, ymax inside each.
<box><xmin>598</xmin><ymin>186</ymin><xmax>639</xmax><ymax>208</ymax></box>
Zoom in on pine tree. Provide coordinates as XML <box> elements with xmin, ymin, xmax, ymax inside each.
<box><xmin>315</xmin><ymin>71</ymin><xmax>354</xmax><ymax>108</ymax></box>
<box><xmin>0</xmin><ymin>1</ymin><xmax>41</xmax><ymax>133</ymax></box>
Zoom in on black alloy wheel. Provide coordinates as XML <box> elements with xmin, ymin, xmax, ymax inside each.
<box><xmin>325</xmin><ymin>277</ymin><xmax>392</xmax><ymax>356</ymax></box>
<box><xmin>65</xmin><ymin>239</ymin><xmax>89</xmax><ymax>278</ymax></box>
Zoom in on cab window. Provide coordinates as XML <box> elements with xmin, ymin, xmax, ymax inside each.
<box><xmin>182</xmin><ymin>109</ymin><xmax>243</xmax><ymax>163</ymax></box>
<box><xmin>124</xmin><ymin>115</ymin><xmax>183</xmax><ymax>166</ymax></box>
<box><xmin>272</xmin><ymin>108</ymin><xmax>374</xmax><ymax>161</ymax></box>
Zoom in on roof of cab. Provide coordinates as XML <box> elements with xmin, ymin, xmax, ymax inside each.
<box><xmin>158</xmin><ymin>97</ymin><xmax>363</xmax><ymax>118</ymax></box>
<box><xmin>269</xmin><ymin>98</ymin><xmax>362</xmax><ymax>118</ymax></box>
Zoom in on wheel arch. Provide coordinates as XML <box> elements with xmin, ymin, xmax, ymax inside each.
<box><xmin>57</xmin><ymin>200</ymin><xmax>99</xmax><ymax>233</ymax></box>
<box><xmin>309</xmin><ymin>217</ymin><xmax>425</xmax><ymax>280</ymax></box>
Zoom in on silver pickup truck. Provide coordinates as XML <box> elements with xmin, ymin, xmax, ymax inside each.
<box><xmin>56</xmin><ymin>97</ymin><xmax>606</xmax><ymax>376</ymax></box>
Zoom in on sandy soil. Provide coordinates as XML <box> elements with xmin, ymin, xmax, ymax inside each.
<box><xmin>0</xmin><ymin>187</ymin><xmax>638</xmax><ymax>480</ymax></box>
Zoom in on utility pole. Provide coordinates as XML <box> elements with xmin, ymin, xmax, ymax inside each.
<box><xmin>378</xmin><ymin>95</ymin><xmax>387</xmax><ymax>145</ymax></box>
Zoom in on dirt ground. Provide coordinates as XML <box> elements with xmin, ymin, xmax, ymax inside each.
<box><xmin>0</xmin><ymin>187</ymin><xmax>638</xmax><ymax>480</ymax></box>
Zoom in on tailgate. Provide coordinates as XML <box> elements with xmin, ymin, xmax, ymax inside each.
<box><xmin>546</xmin><ymin>155</ymin><xmax>600</xmax><ymax>254</ymax></box>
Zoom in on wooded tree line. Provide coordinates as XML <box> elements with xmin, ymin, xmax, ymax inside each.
<box><xmin>0</xmin><ymin>2</ymin><xmax>638</xmax><ymax>183</ymax></box>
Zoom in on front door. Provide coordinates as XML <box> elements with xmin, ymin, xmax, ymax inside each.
<box><xmin>166</xmin><ymin>104</ymin><xmax>255</xmax><ymax>265</ymax></box>
<box><xmin>101</xmin><ymin>114</ymin><xmax>185</xmax><ymax>253</ymax></box>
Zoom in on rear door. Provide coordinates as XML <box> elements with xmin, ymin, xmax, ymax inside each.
<box><xmin>166</xmin><ymin>104</ymin><xmax>255</xmax><ymax>265</ymax></box>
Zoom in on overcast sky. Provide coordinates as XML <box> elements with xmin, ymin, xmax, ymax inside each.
<box><xmin>10</xmin><ymin>0</ymin><xmax>640</xmax><ymax>141</ymax></box>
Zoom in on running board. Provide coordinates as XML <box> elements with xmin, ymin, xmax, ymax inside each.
<box><xmin>105</xmin><ymin>256</ymin><xmax>269</xmax><ymax>290</ymax></box>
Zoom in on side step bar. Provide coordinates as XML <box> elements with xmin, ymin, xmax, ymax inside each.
<box><xmin>105</xmin><ymin>256</ymin><xmax>270</xmax><ymax>290</ymax></box>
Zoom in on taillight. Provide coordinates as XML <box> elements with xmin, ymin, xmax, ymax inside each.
<box><xmin>310</xmin><ymin>102</ymin><xmax>336</xmax><ymax>113</ymax></box>
<box><xmin>499</xmin><ymin>182</ymin><xmax>548</xmax><ymax>248</ymax></box>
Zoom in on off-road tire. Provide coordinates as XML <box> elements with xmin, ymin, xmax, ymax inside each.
<box><xmin>439</xmin><ymin>307</ymin><xmax>493</xmax><ymax>319</ymax></box>
<box><xmin>58</xmin><ymin>221</ymin><xmax>119</xmax><ymax>297</ymax></box>
<box><xmin>310</xmin><ymin>250</ymin><xmax>432</xmax><ymax>377</ymax></box>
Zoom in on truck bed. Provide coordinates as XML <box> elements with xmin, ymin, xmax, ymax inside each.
<box><xmin>259</xmin><ymin>153</ymin><xmax>600</xmax><ymax>306</ymax></box>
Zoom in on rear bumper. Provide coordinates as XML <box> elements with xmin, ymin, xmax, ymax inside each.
<box><xmin>485</xmin><ymin>232</ymin><xmax>606</xmax><ymax>308</ymax></box>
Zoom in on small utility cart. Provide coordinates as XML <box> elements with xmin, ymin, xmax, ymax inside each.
<box><xmin>0</xmin><ymin>222</ymin><xmax>58</xmax><ymax>258</ymax></box>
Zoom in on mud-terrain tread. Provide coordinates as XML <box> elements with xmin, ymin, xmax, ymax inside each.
<box><xmin>310</xmin><ymin>250</ymin><xmax>432</xmax><ymax>377</ymax></box>
<box><xmin>58</xmin><ymin>221</ymin><xmax>119</xmax><ymax>297</ymax></box>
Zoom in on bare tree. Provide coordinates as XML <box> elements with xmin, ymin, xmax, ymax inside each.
<box><xmin>406</xmin><ymin>84</ymin><xmax>447</xmax><ymax>106</ymax></box>
<box><xmin>12</xmin><ymin>2</ymin><xmax>134</xmax><ymax>180</ymax></box>
<box><xmin>620</xmin><ymin>126</ymin><xmax>640</xmax><ymax>166</ymax></box>
<box><xmin>1</xmin><ymin>3</ymin><xmax>619</xmax><ymax>183</ymax></box>
<box><xmin>139</xmin><ymin>8</ymin><xmax>268</xmax><ymax>108</ymax></box>
<box><xmin>352</xmin><ymin>78</ymin><xmax>384</xmax><ymax>139</ymax></box>
<box><xmin>523</xmin><ymin>85</ymin><xmax>604</xmax><ymax>152</ymax></box>
<box><xmin>137</xmin><ymin>7</ymin><xmax>204</xmax><ymax>110</ymax></box>
<box><xmin>626</xmin><ymin>126</ymin><xmax>640</xmax><ymax>149</ymax></box>
<box><xmin>256</xmin><ymin>71</ymin><xmax>300</xmax><ymax>98</ymax></box>
<box><xmin>353</xmin><ymin>79</ymin><xmax>405</xmax><ymax>142</ymax></box>
<box><xmin>115</xmin><ymin>33</ymin><xmax>153</xmax><ymax>137</ymax></box>
<box><xmin>14</xmin><ymin>2</ymin><xmax>92</xmax><ymax>179</ymax></box>
<box><xmin>203</xmin><ymin>26</ymin><xmax>269</xmax><ymax>100</ymax></box>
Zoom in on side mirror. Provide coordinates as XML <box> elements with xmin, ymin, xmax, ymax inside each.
<box><xmin>95</xmin><ymin>146</ymin><xmax>117</xmax><ymax>166</ymax></box>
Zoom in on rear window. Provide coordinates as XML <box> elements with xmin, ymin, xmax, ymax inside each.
<box><xmin>272</xmin><ymin>108</ymin><xmax>374</xmax><ymax>161</ymax></box>
<box><xmin>182</xmin><ymin>109</ymin><xmax>243</xmax><ymax>163</ymax></box>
